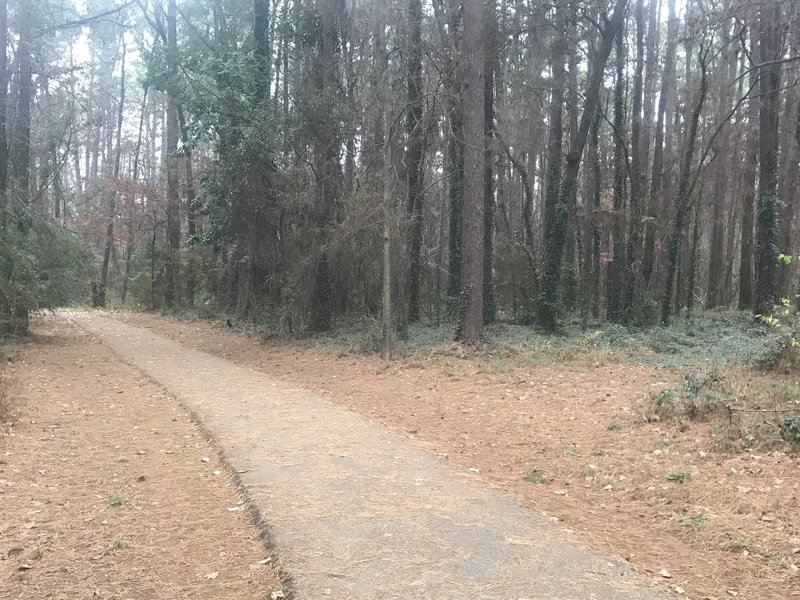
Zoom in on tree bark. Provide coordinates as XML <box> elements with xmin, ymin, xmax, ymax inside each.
<box><xmin>164</xmin><ymin>0</ymin><xmax>180</xmax><ymax>308</ymax></box>
<box><xmin>456</xmin><ymin>0</ymin><xmax>485</xmax><ymax>343</ymax></box>
<box><xmin>8</xmin><ymin>0</ymin><xmax>32</xmax><ymax>332</ymax></box>
<box><xmin>706</xmin><ymin>17</ymin><xmax>735</xmax><ymax>308</ymax></box>
<box><xmin>406</xmin><ymin>0</ymin><xmax>425</xmax><ymax>323</ymax></box>
<box><xmin>739</xmin><ymin>39</ymin><xmax>761</xmax><ymax>310</ymax></box>
<box><xmin>99</xmin><ymin>39</ymin><xmax>126</xmax><ymax>307</ymax></box>
<box><xmin>542</xmin><ymin>3</ymin><xmax>567</xmax><ymax>248</ymax></box>
<box><xmin>483</xmin><ymin>0</ymin><xmax>497</xmax><ymax>325</ymax></box>
<box><xmin>642</xmin><ymin>0</ymin><xmax>677</xmax><ymax>289</ymax></box>
<box><xmin>537</xmin><ymin>0</ymin><xmax>627</xmax><ymax>331</ymax></box>
<box><xmin>607</xmin><ymin>24</ymin><xmax>626</xmax><ymax>323</ymax></box>
<box><xmin>624</xmin><ymin>0</ymin><xmax>646</xmax><ymax>320</ymax></box>
<box><xmin>0</xmin><ymin>0</ymin><xmax>7</xmax><ymax>231</ymax></box>
<box><xmin>253</xmin><ymin>0</ymin><xmax>270</xmax><ymax>99</ymax></box>
<box><xmin>661</xmin><ymin>48</ymin><xmax>708</xmax><ymax>325</ymax></box>
<box><xmin>754</xmin><ymin>1</ymin><xmax>783</xmax><ymax>316</ymax></box>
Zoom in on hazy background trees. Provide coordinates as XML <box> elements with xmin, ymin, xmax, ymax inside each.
<box><xmin>1</xmin><ymin>0</ymin><xmax>798</xmax><ymax>343</ymax></box>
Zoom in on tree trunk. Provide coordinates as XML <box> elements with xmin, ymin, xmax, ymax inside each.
<box><xmin>754</xmin><ymin>2</ymin><xmax>783</xmax><ymax>316</ymax></box>
<box><xmin>706</xmin><ymin>18</ymin><xmax>735</xmax><ymax>308</ymax></box>
<box><xmin>590</xmin><ymin>104</ymin><xmax>603</xmax><ymax>318</ymax></box>
<box><xmin>406</xmin><ymin>0</ymin><xmax>425</xmax><ymax>323</ymax></box>
<box><xmin>253</xmin><ymin>0</ymin><xmax>270</xmax><ymax>99</ymax></box>
<box><xmin>537</xmin><ymin>0</ymin><xmax>627</xmax><ymax>332</ymax></box>
<box><xmin>642</xmin><ymin>0</ymin><xmax>677</xmax><ymax>289</ymax></box>
<box><xmin>122</xmin><ymin>87</ymin><xmax>149</xmax><ymax>307</ymax></box>
<box><xmin>607</xmin><ymin>24</ymin><xmax>626</xmax><ymax>323</ymax></box>
<box><xmin>382</xmin><ymin>100</ymin><xmax>394</xmax><ymax>360</ymax></box>
<box><xmin>738</xmin><ymin>47</ymin><xmax>760</xmax><ymax>309</ymax></box>
<box><xmin>624</xmin><ymin>0</ymin><xmax>646</xmax><ymax>320</ymax></box>
<box><xmin>99</xmin><ymin>40</ymin><xmax>126</xmax><ymax>307</ymax></box>
<box><xmin>445</xmin><ymin>0</ymin><xmax>465</xmax><ymax>313</ymax></box>
<box><xmin>8</xmin><ymin>0</ymin><xmax>32</xmax><ymax>332</ymax></box>
<box><xmin>661</xmin><ymin>49</ymin><xmax>708</xmax><ymax>325</ymax></box>
<box><xmin>542</xmin><ymin>3</ymin><xmax>567</xmax><ymax>248</ymax></box>
<box><xmin>164</xmin><ymin>0</ymin><xmax>180</xmax><ymax>308</ymax></box>
<box><xmin>687</xmin><ymin>201</ymin><xmax>701</xmax><ymax>314</ymax></box>
<box><xmin>0</xmin><ymin>0</ymin><xmax>7</xmax><ymax>231</ymax></box>
<box><xmin>455</xmin><ymin>0</ymin><xmax>485</xmax><ymax>343</ymax></box>
<box><xmin>777</xmin><ymin>32</ymin><xmax>799</xmax><ymax>299</ymax></box>
<box><xmin>483</xmin><ymin>0</ymin><xmax>497</xmax><ymax>325</ymax></box>
<box><xmin>309</xmin><ymin>0</ymin><xmax>343</xmax><ymax>331</ymax></box>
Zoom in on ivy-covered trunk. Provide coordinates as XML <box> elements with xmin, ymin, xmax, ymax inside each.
<box><xmin>754</xmin><ymin>2</ymin><xmax>783</xmax><ymax>317</ymax></box>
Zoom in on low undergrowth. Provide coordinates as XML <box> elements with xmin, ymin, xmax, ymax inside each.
<box><xmin>0</xmin><ymin>345</ymin><xmax>16</xmax><ymax>430</ymax></box>
<box><xmin>645</xmin><ymin>368</ymin><xmax>800</xmax><ymax>451</ymax></box>
<box><xmin>146</xmin><ymin>307</ymin><xmax>785</xmax><ymax>373</ymax></box>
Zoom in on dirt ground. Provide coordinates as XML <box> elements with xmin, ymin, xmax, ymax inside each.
<box><xmin>0</xmin><ymin>316</ymin><xmax>283</xmax><ymax>600</ymax></box>
<box><xmin>115</xmin><ymin>311</ymin><xmax>800</xmax><ymax>600</ymax></box>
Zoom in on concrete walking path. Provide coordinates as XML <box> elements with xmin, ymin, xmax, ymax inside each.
<box><xmin>70</xmin><ymin>312</ymin><xmax>670</xmax><ymax>600</ymax></box>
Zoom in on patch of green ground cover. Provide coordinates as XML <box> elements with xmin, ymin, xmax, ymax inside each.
<box><xmin>170</xmin><ymin>305</ymin><xmax>782</xmax><ymax>371</ymax></box>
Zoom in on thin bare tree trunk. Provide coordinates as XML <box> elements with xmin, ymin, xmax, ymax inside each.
<box><xmin>642</xmin><ymin>0</ymin><xmax>677</xmax><ymax>290</ymax></box>
<box><xmin>99</xmin><ymin>40</ymin><xmax>126</xmax><ymax>307</ymax></box>
<box><xmin>661</xmin><ymin>48</ymin><xmax>708</xmax><ymax>325</ymax></box>
<box><xmin>164</xmin><ymin>0</ymin><xmax>180</xmax><ymax>307</ymax></box>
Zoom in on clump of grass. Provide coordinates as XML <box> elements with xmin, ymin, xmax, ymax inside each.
<box><xmin>591</xmin><ymin>448</ymin><xmax>606</xmax><ymax>457</ymax></box>
<box><xmin>109</xmin><ymin>494</ymin><xmax>127</xmax><ymax>507</ymax></box>
<box><xmin>666</xmin><ymin>468</ymin><xmax>691</xmax><ymax>483</ymax></box>
<box><xmin>113</xmin><ymin>536</ymin><xmax>130</xmax><ymax>549</ymax></box>
<box><xmin>648</xmin><ymin>368</ymin><xmax>800</xmax><ymax>450</ymax></box>
<box><xmin>566</xmin><ymin>443</ymin><xmax>581</xmax><ymax>456</ymax></box>
<box><xmin>679</xmin><ymin>511</ymin><xmax>708</xmax><ymax>527</ymax></box>
<box><xmin>0</xmin><ymin>348</ymin><xmax>15</xmax><ymax>424</ymax></box>
<box><xmin>650</xmin><ymin>370</ymin><xmax>729</xmax><ymax>422</ymax></box>
<box><xmin>523</xmin><ymin>469</ymin><xmax>551</xmax><ymax>484</ymax></box>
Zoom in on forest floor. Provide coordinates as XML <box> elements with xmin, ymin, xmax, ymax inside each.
<box><xmin>110</xmin><ymin>309</ymin><xmax>800</xmax><ymax>600</ymax></box>
<box><xmin>0</xmin><ymin>316</ymin><xmax>284</xmax><ymax>599</ymax></box>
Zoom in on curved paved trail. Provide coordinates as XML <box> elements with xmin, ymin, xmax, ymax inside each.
<box><xmin>70</xmin><ymin>312</ymin><xmax>670</xmax><ymax>600</ymax></box>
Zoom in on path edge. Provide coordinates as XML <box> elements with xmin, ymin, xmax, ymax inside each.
<box><xmin>65</xmin><ymin>311</ymin><xmax>297</xmax><ymax>600</ymax></box>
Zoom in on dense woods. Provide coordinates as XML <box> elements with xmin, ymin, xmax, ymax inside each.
<box><xmin>0</xmin><ymin>0</ymin><xmax>798</xmax><ymax>346</ymax></box>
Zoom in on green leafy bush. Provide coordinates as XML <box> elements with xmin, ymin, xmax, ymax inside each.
<box><xmin>782</xmin><ymin>416</ymin><xmax>800</xmax><ymax>444</ymax></box>
<box><xmin>652</xmin><ymin>370</ymin><xmax>728</xmax><ymax>421</ymax></box>
<box><xmin>1</xmin><ymin>213</ymin><xmax>96</xmax><ymax>333</ymax></box>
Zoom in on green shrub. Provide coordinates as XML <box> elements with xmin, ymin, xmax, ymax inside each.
<box><xmin>632</xmin><ymin>299</ymin><xmax>660</xmax><ymax>327</ymax></box>
<box><xmin>0</xmin><ymin>212</ymin><xmax>96</xmax><ymax>333</ymax></box>
<box><xmin>652</xmin><ymin>370</ymin><xmax>728</xmax><ymax>421</ymax></box>
<box><xmin>782</xmin><ymin>415</ymin><xmax>800</xmax><ymax>444</ymax></box>
<box><xmin>598</xmin><ymin>323</ymin><xmax>630</xmax><ymax>345</ymax></box>
<box><xmin>666</xmin><ymin>468</ymin><xmax>691</xmax><ymax>483</ymax></box>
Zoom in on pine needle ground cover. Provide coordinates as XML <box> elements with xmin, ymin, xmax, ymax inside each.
<box><xmin>0</xmin><ymin>317</ymin><xmax>284</xmax><ymax>599</ymax></box>
<box><xmin>119</xmin><ymin>309</ymin><xmax>800</xmax><ymax>600</ymax></box>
